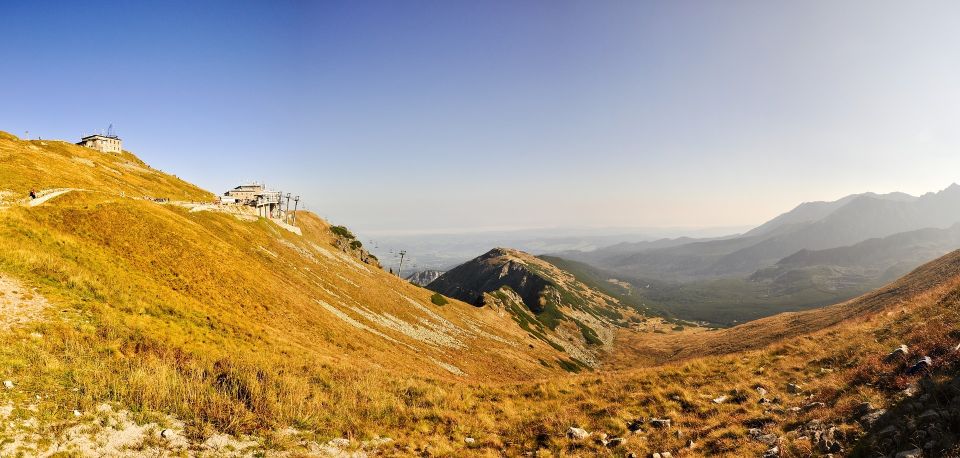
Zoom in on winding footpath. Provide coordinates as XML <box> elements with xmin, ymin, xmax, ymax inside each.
<box><xmin>27</xmin><ymin>188</ymin><xmax>75</xmax><ymax>207</ymax></box>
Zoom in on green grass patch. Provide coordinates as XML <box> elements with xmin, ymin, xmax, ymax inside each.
<box><xmin>430</xmin><ymin>293</ymin><xmax>448</xmax><ymax>306</ymax></box>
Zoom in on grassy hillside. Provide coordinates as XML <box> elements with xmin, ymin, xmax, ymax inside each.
<box><xmin>0</xmin><ymin>132</ymin><xmax>578</xmax><ymax>455</ymax></box>
<box><xmin>0</xmin><ymin>131</ymin><xmax>211</xmax><ymax>202</ymax></box>
<box><xmin>404</xmin><ymin>250</ymin><xmax>960</xmax><ymax>456</ymax></box>
<box><xmin>2</xmin><ymin>131</ymin><xmax>959</xmax><ymax>456</ymax></box>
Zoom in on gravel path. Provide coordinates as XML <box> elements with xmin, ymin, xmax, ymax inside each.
<box><xmin>27</xmin><ymin>189</ymin><xmax>74</xmax><ymax>207</ymax></box>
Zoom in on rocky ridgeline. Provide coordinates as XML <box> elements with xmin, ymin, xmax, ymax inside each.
<box><xmin>405</xmin><ymin>269</ymin><xmax>445</xmax><ymax>286</ymax></box>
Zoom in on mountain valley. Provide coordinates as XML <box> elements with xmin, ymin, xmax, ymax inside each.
<box><xmin>0</xmin><ymin>131</ymin><xmax>958</xmax><ymax>457</ymax></box>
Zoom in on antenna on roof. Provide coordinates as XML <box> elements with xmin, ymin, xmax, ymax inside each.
<box><xmin>107</xmin><ymin>123</ymin><xmax>116</xmax><ymax>138</ymax></box>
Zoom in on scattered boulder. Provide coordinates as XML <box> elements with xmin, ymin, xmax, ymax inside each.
<box><xmin>627</xmin><ymin>418</ymin><xmax>644</xmax><ymax>432</ymax></box>
<box><xmin>2</xmin><ymin>380</ymin><xmax>12</xmax><ymax>390</ymax></box>
<box><xmin>757</xmin><ymin>433</ymin><xmax>779</xmax><ymax>446</ymax></box>
<box><xmin>464</xmin><ymin>437</ymin><xmax>475</xmax><ymax>445</ymax></box>
<box><xmin>787</xmin><ymin>383</ymin><xmax>802</xmax><ymax>394</ymax></box>
<box><xmin>747</xmin><ymin>428</ymin><xmax>778</xmax><ymax>445</ymax></box>
<box><xmin>712</xmin><ymin>395</ymin><xmax>728</xmax><ymax>404</ymax></box>
<box><xmin>651</xmin><ymin>453</ymin><xmax>673</xmax><ymax>458</ymax></box>
<box><xmin>73</xmin><ymin>410</ymin><xmax>81</xmax><ymax>417</ymax></box>
<box><xmin>906</xmin><ymin>356</ymin><xmax>932</xmax><ymax>375</ymax></box>
<box><xmin>813</xmin><ymin>427</ymin><xmax>842</xmax><ymax>453</ymax></box>
<box><xmin>859</xmin><ymin>408</ymin><xmax>886</xmax><ymax>428</ymax></box>
<box><xmin>686</xmin><ymin>439</ymin><xmax>696</xmax><ymax>448</ymax></box>
<box><xmin>606</xmin><ymin>437</ymin><xmax>626</xmax><ymax>448</ymax></box>
<box><xmin>649</xmin><ymin>418</ymin><xmax>671</xmax><ymax>429</ymax></box>
<box><xmin>566</xmin><ymin>427</ymin><xmax>590</xmax><ymax>440</ymax></box>
<box><xmin>886</xmin><ymin>344</ymin><xmax>910</xmax><ymax>362</ymax></box>
<box><xmin>798</xmin><ymin>420</ymin><xmax>842</xmax><ymax>454</ymax></box>
<box><xmin>803</xmin><ymin>402</ymin><xmax>826</xmax><ymax>411</ymax></box>
<box><xmin>327</xmin><ymin>438</ymin><xmax>351</xmax><ymax>448</ymax></box>
<box><xmin>756</xmin><ymin>386</ymin><xmax>768</xmax><ymax>397</ymax></box>
<box><xmin>763</xmin><ymin>446</ymin><xmax>780</xmax><ymax>458</ymax></box>
<box><xmin>895</xmin><ymin>449</ymin><xmax>922</xmax><ymax>458</ymax></box>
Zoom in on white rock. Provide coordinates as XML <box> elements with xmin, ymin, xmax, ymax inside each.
<box><xmin>464</xmin><ymin>437</ymin><xmax>475</xmax><ymax>444</ymax></box>
<box><xmin>566</xmin><ymin>427</ymin><xmax>590</xmax><ymax>440</ymax></box>
<box><xmin>3</xmin><ymin>381</ymin><xmax>12</xmax><ymax>389</ymax></box>
<box><xmin>73</xmin><ymin>410</ymin><xmax>81</xmax><ymax>417</ymax></box>
<box><xmin>327</xmin><ymin>438</ymin><xmax>351</xmax><ymax>448</ymax></box>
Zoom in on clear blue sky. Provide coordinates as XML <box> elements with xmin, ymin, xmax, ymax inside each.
<box><xmin>2</xmin><ymin>1</ymin><xmax>959</xmax><ymax>234</ymax></box>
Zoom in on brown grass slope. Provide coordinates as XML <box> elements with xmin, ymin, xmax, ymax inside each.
<box><xmin>0</xmin><ymin>131</ymin><xmax>211</xmax><ymax>201</ymax></box>
<box><xmin>0</xmin><ymin>131</ymin><xmax>585</xmax><ymax>454</ymax></box>
<box><xmin>442</xmin><ymin>250</ymin><xmax>960</xmax><ymax>456</ymax></box>
<box><xmin>669</xmin><ymin>249</ymin><xmax>960</xmax><ymax>361</ymax></box>
<box><xmin>2</xmin><ymin>130</ymin><xmax>960</xmax><ymax>455</ymax></box>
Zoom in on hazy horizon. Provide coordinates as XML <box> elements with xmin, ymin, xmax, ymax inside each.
<box><xmin>3</xmin><ymin>1</ymin><xmax>960</xmax><ymax>234</ymax></box>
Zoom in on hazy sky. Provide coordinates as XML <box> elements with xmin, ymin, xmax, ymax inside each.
<box><xmin>2</xmin><ymin>1</ymin><xmax>959</xmax><ymax>234</ymax></box>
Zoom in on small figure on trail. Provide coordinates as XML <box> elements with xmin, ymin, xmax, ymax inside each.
<box><xmin>29</xmin><ymin>189</ymin><xmax>37</xmax><ymax>200</ymax></box>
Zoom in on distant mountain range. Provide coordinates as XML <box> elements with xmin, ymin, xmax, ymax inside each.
<box><xmin>564</xmin><ymin>184</ymin><xmax>960</xmax><ymax>280</ymax></box>
<box><xmin>404</xmin><ymin>269</ymin><xmax>445</xmax><ymax>286</ymax></box>
<box><xmin>552</xmin><ymin>184</ymin><xmax>960</xmax><ymax>325</ymax></box>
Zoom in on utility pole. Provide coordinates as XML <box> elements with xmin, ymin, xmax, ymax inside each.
<box><xmin>284</xmin><ymin>193</ymin><xmax>292</xmax><ymax>223</ymax></box>
<box><xmin>292</xmin><ymin>196</ymin><xmax>299</xmax><ymax>223</ymax></box>
<box><xmin>397</xmin><ymin>250</ymin><xmax>407</xmax><ymax>277</ymax></box>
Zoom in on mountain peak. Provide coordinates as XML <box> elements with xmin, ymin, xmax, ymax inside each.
<box><xmin>428</xmin><ymin>246</ymin><xmax>649</xmax><ymax>366</ymax></box>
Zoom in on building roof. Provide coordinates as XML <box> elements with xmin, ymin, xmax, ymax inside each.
<box><xmin>80</xmin><ymin>134</ymin><xmax>120</xmax><ymax>141</ymax></box>
<box><xmin>230</xmin><ymin>184</ymin><xmax>264</xmax><ymax>191</ymax></box>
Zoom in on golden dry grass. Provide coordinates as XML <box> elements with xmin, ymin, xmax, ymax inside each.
<box><xmin>0</xmin><ymin>130</ymin><xmax>958</xmax><ymax>456</ymax></box>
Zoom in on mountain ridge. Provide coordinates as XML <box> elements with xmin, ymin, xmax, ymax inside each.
<box><xmin>3</xmin><ymin>130</ymin><xmax>960</xmax><ymax>456</ymax></box>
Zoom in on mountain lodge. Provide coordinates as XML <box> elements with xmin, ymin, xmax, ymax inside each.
<box><xmin>223</xmin><ymin>182</ymin><xmax>284</xmax><ymax>218</ymax></box>
<box><xmin>77</xmin><ymin>133</ymin><xmax>122</xmax><ymax>154</ymax></box>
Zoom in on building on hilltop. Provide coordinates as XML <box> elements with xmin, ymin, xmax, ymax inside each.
<box><xmin>77</xmin><ymin>124</ymin><xmax>122</xmax><ymax>153</ymax></box>
<box><xmin>223</xmin><ymin>182</ymin><xmax>285</xmax><ymax>218</ymax></box>
<box><xmin>254</xmin><ymin>189</ymin><xmax>283</xmax><ymax>218</ymax></box>
<box><xmin>223</xmin><ymin>183</ymin><xmax>264</xmax><ymax>205</ymax></box>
